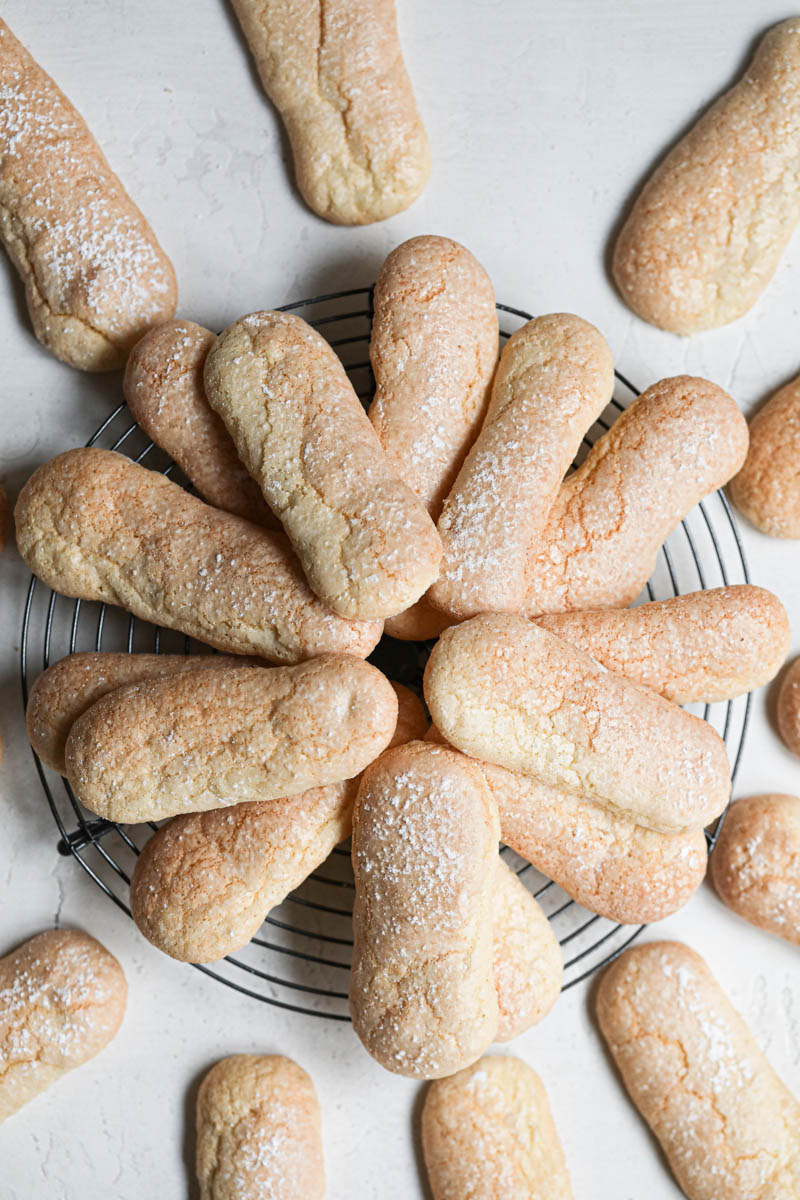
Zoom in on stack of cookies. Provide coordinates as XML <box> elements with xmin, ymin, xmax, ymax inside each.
<box><xmin>15</xmin><ymin>232</ymin><xmax>793</xmax><ymax>1088</ymax></box>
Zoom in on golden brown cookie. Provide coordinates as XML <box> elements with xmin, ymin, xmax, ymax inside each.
<box><xmin>14</xmin><ymin>449</ymin><xmax>382</xmax><ymax>663</ymax></box>
<box><xmin>123</xmin><ymin>319</ymin><xmax>278</xmax><ymax>528</ymax></box>
<box><xmin>730</xmin><ymin>374</ymin><xmax>800</xmax><ymax>538</ymax></box>
<box><xmin>128</xmin><ymin>681</ymin><xmax>425</xmax><ymax>962</ymax></box>
<box><xmin>613</xmin><ymin>20</ymin><xmax>800</xmax><ymax>333</ymax></box>
<box><xmin>26</xmin><ymin>652</ymin><xmax>261</xmax><ymax>775</ymax></box>
<box><xmin>422</xmin><ymin>1056</ymin><xmax>573</xmax><ymax>1200</ymax></box>
<box><xmin>230</xmin><ymin>0</ymin><xmax>429</xmax><ymax>224</ymax></box>
<box><xmin>493</xmin><ymin>861</ymin><xmax>562</xmax><ymax>1041</ymax></box>
<box><xmin>429</xmin><ymin>314</ymin><xmax>614</xmax><ymax>619</ymax></box>
<box><xmin>204</xmin><ymin>311</ymin><xmax>442</xmax><ymax>620</ymax></box>
<box><xmin>596</xmin><ymin>941</ymin><xmax>800</xmax><ymax>1200</ymax></box>
<box><xmin>0</xmin><ymin>18</ymin><xmax>176</xmax><ymax>368</ymax></box>
<box><xmin>65</xmin><ymin>658</ymin><xmax>398</xmax><ymax>823</ymax></box>
<box><xmin>425</xmin><ymin>614</ymin><xmax>731</xmax><ymax>833</ymax></box>
<box><xmin>369</xmin><ymin>235</ymin><xmax>499</xmax><ymax>519</ymax></box>
<box><xmin>196</xmin><ymin>1055</ymin><xmax>324</xmax><ymax>1200</ymax></box>
<box><xmin>537</xmin><ymin>586</ymin><xmax>789</xmax><ymax>703</ymax></box>
<box><xmin>710</xmin><ymin>794</ymin><xmax>800</xmax><ymax>945</ymax></box>
<box><xmin>350</xmin><ymin>741</ymin><xmax>499</xmax><ymax>1078</ymax></box>
<box><xmin>426</xmin><ymin>727</ymin><xmax>707</xmax><ymax>925</ymax></box>
<box><xmin>523</xmin><ymin>377</ymin><xmax>749</xmax><ymax>615</ymax></box>
<box><xmin>0</xmin><ymin>930</ymin><xmax>126</xmax><ymax>1122</ymax></box>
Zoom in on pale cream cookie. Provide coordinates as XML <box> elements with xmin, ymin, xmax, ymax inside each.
<box><xmin>65</xmin><ymin>658</ymin><xmax>398</xmax><ymax>823</ymax></box>
<box><xmin>230</xmin><ymin>0</ymin><xmax>429</xmax><ymax>224</ymax></box>
<box><xmin>204</xmin><ymin>311</ymin><xmax>442</xmax><ymax>621</ymax></box>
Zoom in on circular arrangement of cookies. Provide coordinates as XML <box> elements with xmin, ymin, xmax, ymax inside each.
<box><xmin>1</xmin><ymin>6</ymin><xmax>799</xmax><ymax>1198</ymax></box>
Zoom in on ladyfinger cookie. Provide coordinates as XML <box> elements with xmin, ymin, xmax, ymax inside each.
<box><xmin>196</xmin><ymin>1055</ymin><xmax>324</xmax><ymax>1200</ymax></box>
<box><xmin>129</xmin><ymin>682</ymin><xmax>425</xmax><ymax>962</ymax></box>
<box><xmin>350</xmin><ymin>741</ymin><xmax>499</xmax><ymax>1078</ymax></box>
<box><xmin>596</xmin><ymin>942</ymin><xmax>800</xmax><ymax>1200</ymax></box>
<box><xmin>123</xmin><ymin>319</ymin><xmax>278</xmax><ymax>528</ymax></box>
<box><xmin>429</xmin><ymin>314</ymin><xmax>614</xmax><ymax>620</ymax></box>
<box><xmin>230</xmin><ymin>0</ymin><xmax>429</xmax><ymax>225</ymax></box>
<box><xmin>613</xmin><ymin>19</ymin><xmax>800</xmax><ymax>333</ymax></box>
<box><xmin>369</xmin><ymin>236</ymin><xmax>499</xmax><ymax>519</ymax></box>
<box><xmin>729</xmin><ymin>373</ymin><xmax>800</xmax><ymax>538</ymax></box>
<box><xmin>0</xmin><ymin>930</ymin><xmax>126</xmax><ymax>1122</ymax></box>
<box><xmin>371</xmin><ymin>236</ymin><xmax>497</xmax><ymax>640</ymax></box>
<box><xmin>0</xmin><ymin>19</ymin><xmax>176</xmax><ymax>369</ymax></box>
<box><xmin>26</xmin><ymin>652</ymin><xmax>263</xmax><ymax>776</ymax></box>
<box><xmin>426</xmin><ymin>728</ymin><xmax>707</xmax><ymax>924</ymax></box>
<box><xmin>14</xmin><ymin>449</ymin><xmax>382</xmax><ymax>663</ymax></box>
<box><xmin>493</xmin><ymin>861</ymin><xmax>562</xmax><ymax>1041</ymax></box>
<box><xmin>537</xmin><ymin>585</ymin><xmax>789</xmax><ymax>703</ymax></box>
<box><xmin>425</xmin><ymin>614</ymin><xmax>730</xmax><ymax>833</ymax></box>
<box><xmin>710</xmin><ymin>795</ymin><xmax>800</xmax><ymax>945</ymax></box>
<box><xmin>523</xmin><ymin>377</ymin><xmax>749</xmax><ymax>616</ymax></box>
<box><xmin>132</xmin><ymin>782</ymin><xmax>357</xmax><ymax>962</ymax></box>
<box><xmin>777</xmin><ymin>658</ymin><xmax>800</xmax><ymax>757</ymax></box>
<box><xmin>422</xmin><ymin>1056</ymin><xmax>573</xmax><ymax>1200</ymax></box>
<box><xmin>205</xmin><ymin>311</ymin><xmax>442</xmax><ymax>620</ymax></box>
<box><xmin>65</xmin><ymin>658</ymin><xmax>398</xmax><ymax>823</ymax></box>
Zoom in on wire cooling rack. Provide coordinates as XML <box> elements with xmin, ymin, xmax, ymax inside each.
<box><xmin>20</xmin><ymin>286</ymin><xmax>751</xmax><ymax>1019</ymax></box>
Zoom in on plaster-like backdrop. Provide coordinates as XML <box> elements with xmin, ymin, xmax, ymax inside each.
<box><xmin>0</xmin><ymin>2</ymin><xmax>798</xmax><ymax>1197</ymax></box>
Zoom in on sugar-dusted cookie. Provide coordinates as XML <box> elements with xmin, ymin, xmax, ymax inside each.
<box><xmin>124</xmin><ymin>319</ymin><xmax>278</xmax><ymax>528</ymax></box>
<box><xmin>597</xmin><ymin>942</ymin><xmax>800</xmax><ymax>1200</ymax></box>
<box><xmin>0</xmin><ymin>930</ymin><xmax>126</xmax><ymax>1122</ymax></box>
<box><xmin>422</xmin><ymin>1056</ymin><xmax>572</xmax><ymax>1199</ymax></box>
<box><xmin>65</xmin><ymin>658</ymin><xmax>398</xmax><ymax>823</ymax></box>
<box><xmin>0</xmin><ymin>18</ymin><xmax>176</xmax><ymax>368</ymax></box>
<box><xmin>205</xmin><ymin>311</ymin><xmax>442</xmax><ymax>620</ymax></box>
<box><xmin>613</xmin><ymin>20</ymin><xmax>800</xmax><ymax>333</ymax></box>
<box><xmin>15</xmin><ymin>449</ymin><xmax>382</xmax><ymax>663</ymax></box>
<box><xmin>537</xmin><ymin>585</ymin><xmax>789</xmax><ymax>703</ymax></box>
<box><xmin>350</xmin><ymin>741</ymin><xmax>499</xmax><ymax>1078</ymax></box>
<box><xmin>425</xmin><ymin>614</ymin><xmax>730</xmax><ymax>833</ymax></box>
<box><xmin>196</xmin><ymin>1055</ymin><xmax>324</xmax><ymax>1200</ymax></box>
<box><xmin>523</xmin><ymin>377</ymin><xmax>748</xmax><ymax>615</ymax></box>
<box><xmin>430</xmin><ymin>314</ymin><xmax>613</xmax><ymax>619</ymax></box>
<box><xmin>710</xmin><ymin>794</ymin><xmax>800</xmax><ymax>945</ymax></box>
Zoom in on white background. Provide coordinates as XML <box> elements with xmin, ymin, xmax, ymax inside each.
<box><xmin>1</xmin><ymin>1</ymin><xmax>798</xmax><ymax>1196</ymax></box>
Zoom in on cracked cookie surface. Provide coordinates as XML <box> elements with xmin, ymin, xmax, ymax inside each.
<box><xmin>597</xmin><ymin>941</ymin><xmax>800</xmax><ymax>1200</ymax></box>
<box><xmin>0</xmin><ymin>18</ymin><xmax>176</xmax><ymax>369</ymax></box>
<box><xmin>230</xmin><ymin>0</ymin><xmax>429</xmax><ymax>224</ymax></box>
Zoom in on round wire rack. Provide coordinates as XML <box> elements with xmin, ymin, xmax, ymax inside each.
<box><xmin>21</xmin><ymin>286</ymin><xmax>751</xmax><ymax>1019</ymax></box>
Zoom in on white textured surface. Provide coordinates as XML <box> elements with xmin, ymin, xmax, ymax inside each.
<box><xmin>0</xmin><ymin>2</ymin><xmax>798</xmax><ymax>1196</ymax></box>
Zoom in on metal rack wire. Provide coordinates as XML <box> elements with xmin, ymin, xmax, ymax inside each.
<box><xmin>20</xmin><ymin>287</ymin><xmax>751</xmax><ymax>1019</ymax></box>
